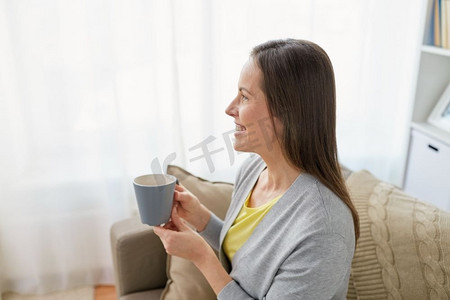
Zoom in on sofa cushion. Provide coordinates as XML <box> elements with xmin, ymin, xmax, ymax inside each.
<box><xmin>161</xmin><ymin>165</ymin><xmax>233</xmax><ymax>300</ymax></box>
<box><xmin>346</xmin><ymin>170</ymin><xmax>450</xmax><ymax>299</ymax></box>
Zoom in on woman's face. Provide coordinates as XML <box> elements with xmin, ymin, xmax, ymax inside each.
<box><xmin>225</xmin><ymin>58</ymin><xmax>281</xmax><ymax>154</ymax></box>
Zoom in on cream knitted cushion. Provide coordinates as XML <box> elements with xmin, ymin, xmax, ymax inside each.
<box><xmin>346</xmin><ymin>170</ymin><xmax>450</xmax><ymax>299</ymax></box>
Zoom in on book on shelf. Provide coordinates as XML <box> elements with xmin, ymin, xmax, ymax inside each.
<box><xmin>431</xmin><ymin>0</ymin><xmax>450</xmax><ymax>49</ymax></box>
<box><xmin>443</xmin><ymin>0</ymin><xmax>449</xmax><ymax>48</ymax></box>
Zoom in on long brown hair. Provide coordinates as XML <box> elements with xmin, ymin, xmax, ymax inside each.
<box><xmin>251</xmin><ymin>39</ymin><xmax>360</xmax><ymax>241</ymax></box>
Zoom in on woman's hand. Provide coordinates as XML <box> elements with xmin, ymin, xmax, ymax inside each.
<box><xmin>153</xmin><ymin>205</ymin><xmax>214</xmax><ymax>264</ymax></box>
<box><xmin>154</xmin><ymin>205</ymin><xmax>232</xmax><ymax>295</ymax></box>
<box><xmin>173</xmin><ymin>184</ymin><xmax>211</xmax><ymax>232</ymax></box>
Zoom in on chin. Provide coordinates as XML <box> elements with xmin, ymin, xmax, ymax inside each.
<box><xmin>233</xmin><ymin>142</ymin><xmax>249</xmax><ymax>153</ymax></box>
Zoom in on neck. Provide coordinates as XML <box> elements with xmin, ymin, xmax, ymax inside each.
<box><xmin>257</xmin><ymin>146</ymin><xmax>301</xmax><ymax>193</ymax></box>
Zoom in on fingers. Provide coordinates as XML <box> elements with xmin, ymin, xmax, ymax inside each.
<box><xmin>175</xmin><ymin>184</ymin><xmax>185</xmax><ymax>192</ymax></box>
<box><xmin>154</xmin><ymin>218</ymin><xmax>179</xmax><ymax>239</ymax></box>
<box><xmin>153</xmin><ymin>212</ymin><xmax>202</xmax><ymax>260</ymax></box>
<box><xmin>171</xmin><ymin>199</ymin><xmax>180</xmax><ymax>210</ymax></box>
<box><xmin>153</xmin><ymin>226</ymin><xmax>174</xmax><ymax>255</ymax></box>
<box><xmin>154</xmin><ymin>223</ymin><xmax>178</xmax><ymax>240</ymax></box>
<box><xmin>163</xmin><ymin>220</ymin><xmax>178</xmax><ymax>231</ymax></box>
<box><xmin>174</xmin><ymin>190</ymin><xmax>189</xmax><ymax>203</ymax></box>
<box><xmin>153</xmin><ymin>226</ymin><xmax>166</xmax><ymax>238</ymax></box>
<box><xmin>171</xmin><ymin>206</ymin><xmax>188</xmax><ymax>231</ymax></box>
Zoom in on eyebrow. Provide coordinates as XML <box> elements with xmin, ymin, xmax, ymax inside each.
<box><xmin>239</xmin><ymin>87</ymin><xmax>253</xmax><ymax>96</ymax></box>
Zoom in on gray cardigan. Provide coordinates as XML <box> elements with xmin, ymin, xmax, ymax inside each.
<box><xmin>201</xmin><ymin>154</ymin><xmax>355</xmax><ymax>299</ymax></box>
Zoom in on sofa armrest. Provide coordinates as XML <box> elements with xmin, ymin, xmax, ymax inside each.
<box><xmin>110</xmin><ymin>218</ymin><xmax>167</xmax><ymax>297</ymax></box>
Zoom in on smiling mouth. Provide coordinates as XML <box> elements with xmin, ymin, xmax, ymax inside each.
<box><xmin>235</xmin><ymin>124</ymin><xmax>246</xmax><ymax>132</ymax></box>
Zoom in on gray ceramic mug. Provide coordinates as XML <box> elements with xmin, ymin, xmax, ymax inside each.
<box><xmin>133</xmin><ymin>174</ymin><xmax>177</xmax><ymax>226</ymax></box>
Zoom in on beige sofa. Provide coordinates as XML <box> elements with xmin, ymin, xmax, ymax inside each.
<box><xmin>110</xmin><ymin>165</ymin><xmax>450</xmax><ymax>300</ymax></box>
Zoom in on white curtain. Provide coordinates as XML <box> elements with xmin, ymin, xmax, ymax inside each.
<box><xmin>0</xmin><ymin>0</ymin><xmax>423</xmax><ymax>295</ymax></box>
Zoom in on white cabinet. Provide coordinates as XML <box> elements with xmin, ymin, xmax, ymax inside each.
<box><xmin>403</xmin><ymin>0</ymin><xmax>450</xmax><ymax>210</ymax></box>
<box><xmin>404</xmin><ymin>127</ymin><xmax>450</xmax><ymax>211</ymax></box>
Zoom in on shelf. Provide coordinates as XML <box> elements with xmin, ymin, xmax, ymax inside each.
<box><xmin>411</xmin><ymin>122</ymin><xmax>450</xmax><ymax>146</ymax></box>
<box><xmin>403</xmin><ymin>0</ymin><xmax>450</xmax><ymax>204</ymax></box>
<box><xmin>422</xmin><ymin>45</ymin><xmax>450</xmax><ymax>57</ymax></box>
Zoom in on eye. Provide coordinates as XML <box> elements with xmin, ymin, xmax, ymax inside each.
<box><xmin>241</xmin><ymin>95</ymin><xmax>249</xmax><ymax>102</ymax></box>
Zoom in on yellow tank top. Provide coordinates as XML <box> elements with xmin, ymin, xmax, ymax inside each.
<box><xmin>223</xmin><ymin>190</ymin><xmax>282</xmax><ymax>262</ymax></box>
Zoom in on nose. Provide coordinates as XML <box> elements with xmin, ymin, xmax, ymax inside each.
<box><xmin>225</xmin><ymin>95</ymin><xmax>239</xmax><ymax>117</ymax></box>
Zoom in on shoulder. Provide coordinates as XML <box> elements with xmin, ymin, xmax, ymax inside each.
<box><xmin>283</xmin><ymin>175</ymin><xmax>355</xmax><ymax>249</ymax></box>
<box><xmin>315</xmin><ymin>181</ymin><xmax>354</xmax><ymax>239</ymax></box>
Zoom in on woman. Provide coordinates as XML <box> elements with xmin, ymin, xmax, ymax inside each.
<box><xmin>154</xmin><ymin>39</ymin><xmax>359</xmax><ymax>299</ymax></box>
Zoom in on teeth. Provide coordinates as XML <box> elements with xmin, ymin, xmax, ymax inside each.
<box><xmin>235</xmin><ymin>125</ymin><xmax>246</xmax><ymax>131</ymax></box>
